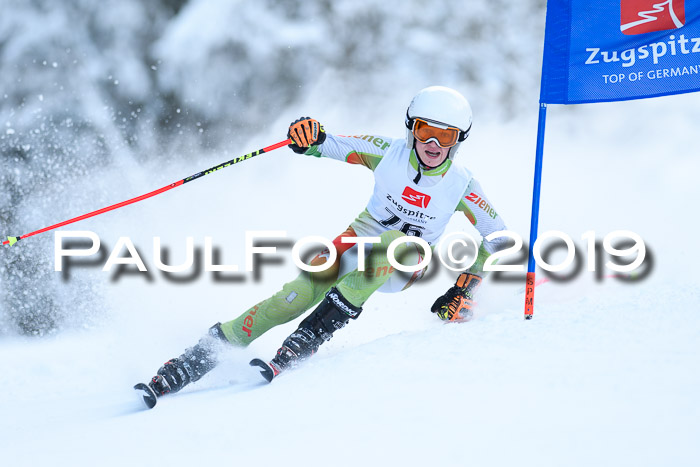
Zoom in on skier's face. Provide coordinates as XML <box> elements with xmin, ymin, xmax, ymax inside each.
<box><xmin>415</xmin><ymin>140</ymin><xmax>449</xmax><ymax>168</ymax></box>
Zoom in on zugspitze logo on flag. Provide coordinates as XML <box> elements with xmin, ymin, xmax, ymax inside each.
<box><xmin>621</xmin><ymin>0</ymin><xmax>686</xmax><ymax>35</ymax></box>
<box><xmin>401</xmin><ymin>186</ymin><xmax>431</xmax><ymax>208</ymax></box>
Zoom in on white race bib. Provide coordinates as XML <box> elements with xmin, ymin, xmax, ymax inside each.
<box><xmin>365</xmin><ymin>139</ymin><xmax>472</xmax><ymax>245</ymax></box>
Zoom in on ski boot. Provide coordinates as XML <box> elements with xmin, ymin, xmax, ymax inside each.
<box><xmin>431</xmin><ymin>272</ymin><xmax>482</xmax><ymax>322</ymax></box>
<box><xmin>134</xmin><ymin>322</ymin><xmax>228</xmax><ymax>408</ymax></box>
<box><xmin>250</xmin><ymin>287</ymin><xmax>363</xmax><ymax>382</ymax></box>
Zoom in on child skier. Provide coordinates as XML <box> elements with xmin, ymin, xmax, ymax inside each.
<box><xmin>136</xmin><ymin>86</ymin><xmax>507</xmax><ymax>406</ymax></box>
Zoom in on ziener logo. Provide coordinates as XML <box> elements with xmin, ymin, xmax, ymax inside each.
<box><xmin>621</xmin><ymin>0</ymin><xmax>686</xmax><ymax>35</ymax></box>
<box><xmin>401</xmin><ymin>186</ymin><xmax>431</xmax><ymax>208</ymax></box>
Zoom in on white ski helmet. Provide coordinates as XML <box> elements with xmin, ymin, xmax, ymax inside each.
<box><xmin>405</xmin><ymin>86</ymin><xmax>473</xmax><ymax>162</ymax></box>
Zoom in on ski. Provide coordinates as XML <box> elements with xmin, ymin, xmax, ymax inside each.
<box><xmin>135</xmin><ymin>361</ymin><xmax>278</xmax><ymax>409</ymax></box>
<box><xmin>249</xmin><ymin>358</ymin><xmax>279</xmax><ymax>383</ymax></box>
<box><xmin>135</xmin><ymin>359</ymin><xmax>278</xmax><ymax>408</ymax></box>
<box><xmin>134</xmin><ymin>382</ymin><xmax>159</xmax><ymax>409</ymax></box>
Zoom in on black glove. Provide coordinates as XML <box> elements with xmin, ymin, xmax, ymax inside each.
<box><xmin>287</xmin><ymin>117</ymin><xmax>327</xmax><ymax>154</ymax></box>
<box><xmin>431</xmin><ymin>272</ymin><xmax>482</xmax><ymax>322</ymax></box>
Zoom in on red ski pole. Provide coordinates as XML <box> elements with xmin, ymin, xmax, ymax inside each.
<box><xmin>2</xmin><ymin>139</ymin><xmax>291</xmax><ymax>246</ymax></box>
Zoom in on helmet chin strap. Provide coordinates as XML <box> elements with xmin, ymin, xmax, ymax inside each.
<box><xmin>413</xmin><ymin>140</ymin><xmax>450</xmax><ymax>184</ymax></box>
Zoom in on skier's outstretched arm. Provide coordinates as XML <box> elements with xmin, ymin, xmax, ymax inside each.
<box><xmin>287</xmin><ymin>117</ymin><xmax>391</xmax><ymax>170</ymax></box>
<box><xmin>456</xmin><ymin>178</ymin><xmax>509</xmax><ymax>275</ymax></box>
<box><xmin>431</xmin><ymin>178</ymin><xmax>508</xmax><ymax>321</ymax></box>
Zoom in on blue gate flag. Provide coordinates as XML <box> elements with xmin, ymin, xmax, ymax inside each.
<box><xmin>541</xmin><ymin>0</ymin><xmax>700</xmax><ymax>104</ymax></box>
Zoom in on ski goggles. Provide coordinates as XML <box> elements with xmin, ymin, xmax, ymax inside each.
<box><xmin>411</xmin><ymin>118</ymin><xmax>462</xmax><ymax>148</ymax></box>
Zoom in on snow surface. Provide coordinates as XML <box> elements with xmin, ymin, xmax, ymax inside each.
<box><xmin>2</xmin><ymin>92</ymin><xmax>700</xmax><ymax>466</ymax></box>
<box><xmin>2</xmin><ymin>1</ymin><xmax>700</xmax><ymax>464</ymax></box>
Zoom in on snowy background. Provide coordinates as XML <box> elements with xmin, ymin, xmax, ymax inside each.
<box><xmin>1</xmin><ymin>1</ymin><xmax>699</xmax><ymax>466</ymax></box>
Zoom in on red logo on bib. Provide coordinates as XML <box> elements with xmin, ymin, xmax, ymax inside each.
<box><xmin>401</xmin><ymin>186</ymin><xmax>431</xmax><ymax>208</ymax></box>
<box><xmin>621</xmin><ymin>0</ymin><xmax>685</xmax><ymax>35</ymax></box>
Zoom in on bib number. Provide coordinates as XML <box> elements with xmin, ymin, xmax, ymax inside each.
<box><xmin>380</xmin><ymin>209</ymin><xmax>425</xmax><ymax>237</ymax></box>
